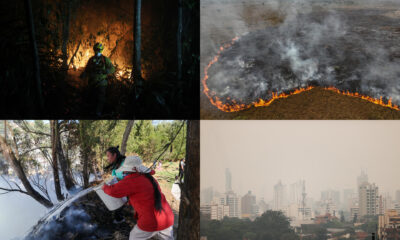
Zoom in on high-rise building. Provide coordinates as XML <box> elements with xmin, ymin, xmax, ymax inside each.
<box><xmin>241</xmin><ymin>191</ymin><xmax>258</xmax><ymax>219</ymax></box>
<box><xmin>225</xmin><ymin>168</ymin><xmax>232</xmax><ymax>192</ymax></box>
<box><xmin>321</xmin><ymin>190</ymin><xmax>341</xmax><ymax>207</ymax></box>
<box><xmin>350</xmin><ymin>206</ymin><xmax>359</xmax><ymax>222</ymax></box>
<box><xmin>289</xmin><ymin>180</ymin><xmax>306</xmax><ymax>205</ymax></box>
<box><xmin>343</xmin><ymin>188</ymin><xmax>355</xmax><ymax>211</ymax></box>
<box><xmin>357</xmin><ymin>170</ymin><xmax>369</xmax><ymax>188</ymax></box>
<box><xmin>201</xmin><ymin>187</ymin><xmax>214</xmax><ymax>205</ymax></box>
<box><xmin>224</xmin><ymin>191</ymin><xmax>241</xmax><ymax>218</ymax></box>
<box><xmin>274</xmin><ymin>180</ymin><xmax>286</xmax><ymax>211</ymax></box>
<box><xmin>359</xmin><ymin>182</ymin><xmax>379</xmax><ymax>217</ymax></box>
<box><xmin>396</xmin><ymin>190</ymin><xmax>400</xmax><ymax>203</ymax></box>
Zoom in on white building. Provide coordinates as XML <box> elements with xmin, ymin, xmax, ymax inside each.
<box><xmin>211</xmin><ymin>204</ymin><xmax>230</xmax><ymax>220</ymax></box>
<box><xmin>224</xmin><ymin>191</ymin><xmax>241</xmax><ymax>218</ymax></box>
<box><xmin>359</xmin><ymin>182</ymin><xmax>379</xmax><ymax>217</ymax></box>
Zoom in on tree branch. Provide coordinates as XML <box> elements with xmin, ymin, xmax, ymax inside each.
<box><xmin>19</xmin><ymin>121</ymin><xmax>50</xmax><ymax>136</ymax></box>
<box><xmin>0</xmin><ymin>187</ymin><xmax>28</xmax><ymax>195</ymax></box>
<box><xmin>20</xmin><ymin>146</ymin><xmax>52</xmax><ymax>156</ymax></box>
<box><xmin>151</xmin><ymin>121</ymin><xmax>186</xmax><ymax>168</ymax></box>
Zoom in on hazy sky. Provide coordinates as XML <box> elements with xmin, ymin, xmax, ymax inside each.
<box><xmin>201</xmin><ymin>121</ymin><xmax>400</xmax><ymax>201</ymax></box>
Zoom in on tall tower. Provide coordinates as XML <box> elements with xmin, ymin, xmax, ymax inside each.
<box><xmin>274</xmin><ymin>180</ymin><xmax>286</xmax><ymax>211</ymax></box>
<box><xmin>225</xmin><ymin>168</ymin><xmax>232</xmax><ymax>193</ymax></box>
<box><xmin>301</xmin><ymin>180</ymin><xmax>307</xmax><ymax>220</ymax></box>
<box><xmin>357</xmin><ymin>170</ymin><xmax>368</xmax><ymax>188</ymax></box>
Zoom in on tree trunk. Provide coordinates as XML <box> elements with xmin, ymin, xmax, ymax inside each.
<box><xmin>61</xmin><ymin>0</ymin><xmax>71</xmax><ymax>71</ymax></box>
<box><xmin>121</xmin><ymin>120</ymin><xmax>134</xmax><ymax>155</ymax></box>
<box><xmin>55</xmin><ymin>121</ymin><xmax>75</xmax><ymax>190</ymax></box>
<box><xmin>82</xmin><ymin>150</ymin><xmax>89</xmax><ymax>188</ymax></box>
<box><xmin>177</xmin><ymin>120</ymin><xmax>199</xmax><ymax>240</ymax></box>
<box><xmin>51</xmin><ymin>121</ymin><xmax>64</xmax><ymax>201</ymax></box>
<box><xmin>177</xmin><ymin>0</ymin><xmax>183</xmax><ymax>82</ymax></box>
<box><xmin>78</xmin><ymin>121</ymin><xmax>91</xmax><ymax>189</ymax></box>
<box><xmin>133</xmin><ymin>0</ymin><xmax>142</xmax><ymax>80</ymax></box>
<box><xmin>24</xmin><ymin>0</ymin><xmax>44</xmax><ymax>112</ymax></box>
<box><xmin>4</xmin><ymin>120</ymin><xmax>6</xmax><ymax>141</ymax></box>
<box><xmin>0</xmin><ymin>136</ymin><xmax>53</xmax><ymax>208</ymax></box>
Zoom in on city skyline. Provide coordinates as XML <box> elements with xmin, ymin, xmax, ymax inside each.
<box><xmin>201</xmin><ymin>121</ymin><xmax>400</xmax><ymax>200</ymax></box>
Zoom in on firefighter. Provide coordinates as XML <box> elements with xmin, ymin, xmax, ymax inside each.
<box><xmin>80</xmin><ymin>42</ymin><xmax>115</xmax><ymax>116</ymax></box>
<box><xmin>103</xmin><ymin>156</ymin><xmax>175</xmax><ymax>240</ymax></box>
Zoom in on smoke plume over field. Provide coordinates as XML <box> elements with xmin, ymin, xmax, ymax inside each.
<box><xmin>202</xmin><ymin>0</ymin><xmax>400</xmax><ymax>107</ymax></box>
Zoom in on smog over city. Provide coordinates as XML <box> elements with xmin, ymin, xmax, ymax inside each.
<box><xmin>201</xmin><ymin>121</ymin><xmax>400</xmax><ymax>200</ymax></box>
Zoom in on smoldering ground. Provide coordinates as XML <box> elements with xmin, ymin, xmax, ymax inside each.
<box><xmin>25</xmin><ymin>191</ymin><xmax>134</xmax><ymax>240</ymax></box>
<box><xmin>203</xmin><ymin>0</ymin><xmax>400</xmax><ymax>107</ymax></box>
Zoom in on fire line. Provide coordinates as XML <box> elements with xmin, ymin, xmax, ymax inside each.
<box><xmin>202</xmin><ymin>37</ymin><xmax>400</xmax><ymax>113</ymax></box>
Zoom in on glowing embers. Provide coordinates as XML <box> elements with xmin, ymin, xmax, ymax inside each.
<box><xmin>202</xmin><ymin>37</ymin><xmax>400</xmax><ymax>113</ymax></box>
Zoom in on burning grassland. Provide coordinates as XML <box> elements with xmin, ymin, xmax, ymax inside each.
<box><xmin>201</xmin><ymin>0</ymin><xmax>400</xmax><ymax>118</ymax></box>
<box><xmin>201</xmin><ymin>86</ymin><xmax>400</xmax><ymax>119</ymax></box>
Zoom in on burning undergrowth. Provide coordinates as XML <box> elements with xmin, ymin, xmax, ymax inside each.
<box><xmin>203</xmin><ymin>2</ymin><xmax>400</xmax><ymax>112</ymax></box>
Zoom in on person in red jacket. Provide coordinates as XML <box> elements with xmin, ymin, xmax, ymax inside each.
<box><xmin>103</xmin><ymin>156</ymin><xmax>174</xmax><ymax>240</ymax></box>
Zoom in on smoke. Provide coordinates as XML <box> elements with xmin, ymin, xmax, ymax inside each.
<box><xmin>25</xmin><ymin>206</ymin><xmax>97</xmax><ymax>240</ymax></box>
<box><xmin>203</xmin><ymin>0</ymin><xmax>400</xmax><ymax>106</ymax></box>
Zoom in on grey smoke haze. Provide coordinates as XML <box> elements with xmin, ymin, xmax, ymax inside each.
<box><xmin>201</xmin><ymin>121</ymin><xmax>400</xmax><ymax>201</ymax></box>
<box><xmin>202</xmin><ymin>0</ymin><xmax>400</xmax><ymax>106</ymax></box>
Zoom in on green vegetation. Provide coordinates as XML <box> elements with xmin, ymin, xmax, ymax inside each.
<box><xmin>200</xmin><ymin>210</ymin><xmax>299</xmax><ymax>240</ymax></box>
<box><xmin>0</xmin><ymin>120</ymin><xmax>186</xmax><ymax>207</ymax></box>
<box><xmin>357</xmin><ymin>216</ymin><xmax>378</xmax><ymax>234</ymax></box>
<box><xmin>88</xmin><ymin>120</ymin><xmax>186</xmax><ymax>166</ymax></box>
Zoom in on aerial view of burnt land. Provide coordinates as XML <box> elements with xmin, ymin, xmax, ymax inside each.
<box><xmin>201</xmin><ymin>0</ymin><xmax>400</xmax><ymax>119</ymax></box>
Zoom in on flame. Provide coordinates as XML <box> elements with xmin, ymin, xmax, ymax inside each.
<box><xmin>324</xmin><ymin>87</ymin><xmax>399</xmax><ymax>111</ymax></box>
<box><xmin>202</xmin><ymin>37</ymin><xmax>400</xmax><ymax>113</ymax></box>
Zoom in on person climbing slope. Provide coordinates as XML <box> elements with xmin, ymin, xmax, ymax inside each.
<box><xmin>103</xmin><ymin>155</ymin><xmax>175</xmax><ymax>240</ymax></box>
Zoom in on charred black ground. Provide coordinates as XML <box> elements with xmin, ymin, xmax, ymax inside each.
<box><xmin>207</xmin><ymin>7</ymin><xmax>400</xmax><ymax>107</ymax></box>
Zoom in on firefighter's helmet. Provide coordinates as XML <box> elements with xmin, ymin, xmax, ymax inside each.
<box><xmin>93</xmin><ymin>42</ymin><xmax>104</xmax><ymax>53</ymax></box>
